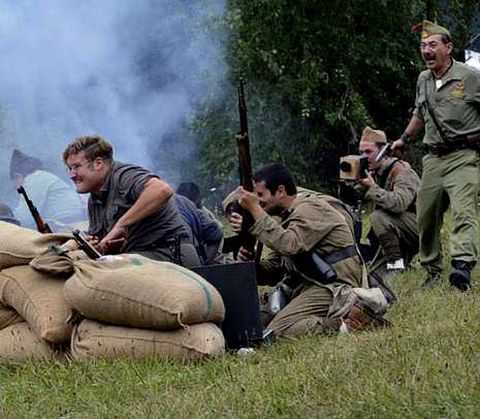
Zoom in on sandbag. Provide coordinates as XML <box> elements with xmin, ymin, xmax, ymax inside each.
<box><xmin>0</xmin><ymin>301</ymin><xmax>23</xmax><ymax>330</ymax></box>
<box><xmin>0</xmin><ymin>322</ymin><xmax>64</xmax><ymax>362</ymax></box>
<box><xmin>64</xmin><ymin>254</ymin><xmax>225</xmax><ymax>329</ymax></box>
<box><xmin>71</xmin><ymin>319</ymin><xmax>225</xmax><ymax>361</ymax></box>
<box><xmin>0</xmin><ymin>221</ymin><xmax>71</xmax><ymax>269</ymax></box>
<box><xmin>30</xmin><ymin>238</ymin><xmax>88</xmax><ymax>277</ymax></box>
<box><xmin>0</xmin><ymin>265</ymin><xmax>73</xmax><ymax>343</ymax></box>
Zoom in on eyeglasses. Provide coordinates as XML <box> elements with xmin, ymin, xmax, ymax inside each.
<box><xmin>65</xmin><ymin>161</ymin><xmax>91</xmax><ymax>175</ymax></box>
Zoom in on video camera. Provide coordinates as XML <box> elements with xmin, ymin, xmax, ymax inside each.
<box><xmin>339</xmin><ymin>155</ymin><xmax>368</xmax><ymax>181</ymax></box>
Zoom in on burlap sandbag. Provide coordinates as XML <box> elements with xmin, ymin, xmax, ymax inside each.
<box><xmin>0</xmin><ymin>266</ymin><xmax>73</xmax><ymax>343</ymax></box>
<box><xmin>0</xmin><ymin>301</ymin><xmax>23</xmax><ymax>330</ymax></box>
<box><xmin>71</xmin><ymin>319</ymin><xmax>225</xmax><ymax>361</ymax></box>
<box><xmin>0</xmin><ymin>322</ymin><xmax>64</xmax><ymax>362</ymax></box>
<box><xmin>0</xmin><ymin>221</ymin><xmax>72</xmax><ymax>269</ymax></box>
<box><xmin>64</xmin><ymin>254</ymin><xmax>225</xmax><ymax>329</ymax></box>
<box><xmin>30</xmin><ymin>239</ymin><xmax>88</xmax><ymax>277</ymax></box>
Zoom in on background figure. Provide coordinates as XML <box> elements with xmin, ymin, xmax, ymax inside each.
<box><xmin>63</xmin><ymin>135</ymin><xmax>200</xmax><ymax>268</ymax></box>
<box><xmin>393</xmin><ymin>20</ymin><xmax>480</xmax><ymax>291</ymax></box>
<box><xmin>356</xmin><ymin>127</ymin><xmax>420</xmax><ymax>274</ymax></box>
<box><xmin>0</xmin><ymin>203</ymin><xmax>21</xmax><ymax>226</ymax></box>
<box><xmin>177</xmin><ymin>182</ymin><xmax>227</xmax><ymax>264</ymax></box>
<box><xmin>10</xmin><ymin>149</ymin><xmax>86</xmax><ymax>232</ymax></box>
<box><xmin>174</xmin><ymin>192</ymin><xmax>223</xmax><ymax>265</ymax></box>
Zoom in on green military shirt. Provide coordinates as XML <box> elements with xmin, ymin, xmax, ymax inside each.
<box><xmin>414</xmin><ymin>59</ymin><xmax>480</xmax><ymax>145</ymax></box>
<box><xmin>365</xmin><ymin>158</ymin><xmax>420</xmax><ymax>214</ymax></box>
<box><xmin>250</xmin><ymin>192</ymin><xmax>363</xmax><ymax>288</ymax></box>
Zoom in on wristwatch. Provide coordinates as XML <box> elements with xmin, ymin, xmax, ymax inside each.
<box><xmin>400</xmin><ymin>132</ymin><xmax>415</xmax><ymax>144</ymax></box>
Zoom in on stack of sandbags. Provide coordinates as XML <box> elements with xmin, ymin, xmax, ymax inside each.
<box><xmin>0</xmin><ymin>221</ymin><xmax>74</xmax><ymax>362</ymax></box>
<box><xmin>0</xmin><ymin>221</ymin><xmax>71</xmax><ymax>269</ymax></box>
<box><xmin>64</xmin><ymin>254</ymin><xmax>226</xmax><ymax>361</ymax></box>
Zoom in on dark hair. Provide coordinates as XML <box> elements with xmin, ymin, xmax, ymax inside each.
<box><xmin>177</xmin><ymin>182</ymin><xmax>202</xmax><ymax>208</ymax></box>
<box><xmin>441</xmin><ymin>34</ymin><xmax>452</xmax><ymax>44</ymax></box>
<box><xmin>0</xmin><ymin>203</ymin><xmax>20</xmax><ymax>226</ymax></box>
<box><xmin>63</xmin><ymin>135</ymin><xmax>113</xmax><ymax>164</ymax></box>
<box><xmin>253</xmin><ymin>163</ymin><xmax>297</xmax><ymax>195</ymax></box>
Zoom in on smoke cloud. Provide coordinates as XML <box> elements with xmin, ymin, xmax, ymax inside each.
<box><xmin>0</xmin><ymin>0</ymin><xmax>227</xmax><ymax>205</ymax></box>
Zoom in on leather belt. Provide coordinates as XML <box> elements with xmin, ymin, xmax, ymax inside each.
<box><xmin>427</xmin><ymin>142</ymin><xmax>468</xmax><ymax>157</ymax></box>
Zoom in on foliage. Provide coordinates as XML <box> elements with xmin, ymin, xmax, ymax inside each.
<box><xmin>187</xmin><ymin>0</ymin><xmax>479</xmax><ymax>199</ymax></box>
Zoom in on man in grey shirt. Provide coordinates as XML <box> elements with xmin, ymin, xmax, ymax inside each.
<box><xmin>62</xmin><ymin>135</ymin><xmax>200</xmax><ymax>268</ymax></box>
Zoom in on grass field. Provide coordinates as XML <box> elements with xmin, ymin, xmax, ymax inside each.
<box><xmin>1</xmin><ymin>269</ymin><xmax>479</xmax><ymax>418</ymax></box>
<box><xmin>1</xmin><ymin>216</ymin><xmax>479</xmax><ymax>417</ymax></box>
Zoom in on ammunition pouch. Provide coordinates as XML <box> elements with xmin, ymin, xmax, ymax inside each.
<box><xmin>290</xmin><ymin>245</ymin><xmax>358</xmax><ymax>286</ymax></box>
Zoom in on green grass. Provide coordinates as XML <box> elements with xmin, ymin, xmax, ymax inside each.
<box><xmin>1</xmin><ymin>211</ymin><xmax>479</xmax><ymax>418</ymax></box>
<box><xmin>0</xmin><ymin>269</ymin><xmax>479</xmax><ymax>418</ymax></box>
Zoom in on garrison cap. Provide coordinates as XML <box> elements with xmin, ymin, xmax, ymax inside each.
<box><xmin>222</xmin><ymin>189</ymin><xmax>239</xmax><ymax>214</ymax></box>
<box><xmin>9</xmin><ymin>148</ymin><xmax>43</xmax><ymax>180</ymax></box>
<box><xmin>419</xmin><ymin>20</ymin><xmax>451</xmax><ymax>39</ymax></box>
<box><xmin>360</xmin><ymin>126</ymin><xmax>387</xmax><ymax>144</ymax></box>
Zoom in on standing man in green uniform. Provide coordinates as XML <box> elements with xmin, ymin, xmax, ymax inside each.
<box><xmin>229</xmin><ymin>163</ymin><xmax>388</xmax><ymax>338</ymax></box>
<box><xmin>357</xmin><ymin>127</ymin><xmax>420</xmax><ymax>273</ymax></box>
<box><xmin>393</xmin><ymin>21</ymin><xmax>480</xmax><ymax>291</ymax></box>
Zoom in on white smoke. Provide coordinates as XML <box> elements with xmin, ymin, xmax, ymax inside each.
<box><xmin>0</xmin><ymin>0</ymin><xmax>227</xmax><ymax>204</ymax></box>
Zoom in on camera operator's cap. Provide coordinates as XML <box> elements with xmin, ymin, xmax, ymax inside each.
<box><xmin>415</xmin><ymin>20</ymin><xmax>450</xmax><ymax>39</ymax></box>
<box><xmin>360</xmin><ymin>126</ymin><xmax>387</xmax><ymax>144</ymax></box>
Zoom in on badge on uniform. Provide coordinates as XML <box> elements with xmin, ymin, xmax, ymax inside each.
<box><xmin>450</xmin><ymin>81</ymin><xmax>465</xmax><ymax>98</ymax></box>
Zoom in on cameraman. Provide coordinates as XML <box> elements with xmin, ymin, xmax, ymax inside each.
<box><xmin>356</xmin><ymin>127</ymin><xmax>420</xmax><ymax>274</ymax></box>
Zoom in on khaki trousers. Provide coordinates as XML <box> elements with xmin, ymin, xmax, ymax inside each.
<box><xmin>417</xmin><ymin>149</ymin><xmax>480</xmax><ymax>270</ymax></box>
<box><xmin>265</xmin><ymin>282</ymin><xmax>333</xmax><ymax>338</ymax></box>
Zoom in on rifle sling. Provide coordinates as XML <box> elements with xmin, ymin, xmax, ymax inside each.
<box><xmin>424</xmin><ymin>79</ymin><xmax>451</xmax><ymax>144</ymax></box>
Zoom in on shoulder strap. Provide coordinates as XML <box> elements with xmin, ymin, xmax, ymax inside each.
<box><xmin>378</xmin><ymin>159</ymin><xmax>399</xmax><ymax>188</ymax></box>
<box><xmin>424</xmin><ymin>78</ymin><xmax>449</xmax><ymax>143</ymax></box>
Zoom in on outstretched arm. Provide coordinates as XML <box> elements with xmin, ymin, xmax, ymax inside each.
<box><xmin>98</xmin><ymin>177</ymin><xmax>173</xmax><ymax>253</ymax></box>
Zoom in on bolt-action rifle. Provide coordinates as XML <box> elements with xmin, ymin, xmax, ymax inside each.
<box><xmin>72</xmin><ymin>229</ymin><xmax>102</xmax><ymax>259</ymax></box>
<box><xmin>234</xmin><ymin>78</ymin><xmax>262</xmax><ymax>261</ymax></box>
<box><xmin>17</xmin><ymin>186</ymin><xmax>52</xmax><ymax>234</ymax></box>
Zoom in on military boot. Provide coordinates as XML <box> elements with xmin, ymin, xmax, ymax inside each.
<box><xmin>378</xmin><ymin>232</ymin><xmax>404</xmax><ymax>276</ymax></box>
<box><xmin>449</xmin><ymin>260</ymin><xmax>475</xmax><ymax>292</ymax></box>
<box><xmin>422</xmin><ymin>265</ymin><xmax>443</xmax><ymax>288</ymax></box>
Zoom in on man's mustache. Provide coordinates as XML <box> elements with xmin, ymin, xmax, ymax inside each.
<box><xmin>423</xmin><ymin>53</ymin><xmax>436</xmax><ymax>61</ymax></box>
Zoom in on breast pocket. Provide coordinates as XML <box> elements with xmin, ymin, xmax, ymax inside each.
<box><xmin>441</xmin><ymin>96</ymin><xmax>467</xmax><ymax>129</ymax></box>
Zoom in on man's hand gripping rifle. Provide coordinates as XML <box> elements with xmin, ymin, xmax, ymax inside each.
<box><xmin>72</xmin><ymin>230</ymin><xmax>102</xmax><ymax>260</ymax></box>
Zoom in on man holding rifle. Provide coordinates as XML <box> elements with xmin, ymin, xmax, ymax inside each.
<box><xmin>393</xmin><ymin>21</ymin><xmax>480</xmax><ymax>291</ymax></box>
<box><xmin>230</xmin><ymin>163</ymin><xmax>388</xmax><ymax>338</ymax></box>
<box><xmin>62</xmin><ymin>135</ymin><xmax>200</xmax><ymax>267</ymax></box>
<box><xmin>356</xmin><ymin>127</ymin><xmax>420</xmax><ymax>274</ymax></box>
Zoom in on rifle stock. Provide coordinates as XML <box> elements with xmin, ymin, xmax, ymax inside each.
<box><xmin>17</xmin><ymin>186</ymin><xmax>52</xmax><ymax>234</ymax></box>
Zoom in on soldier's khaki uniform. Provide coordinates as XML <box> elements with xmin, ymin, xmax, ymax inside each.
<box><xmin>250</xmin><ymin>192</ymin><xmax>363</xmax><ymax>338</ymax></box>
<box><xmin>364</xmin><ymin>158</ymin><xmax>420</xmax><ymax>265</ymax></box>
<box><xmin>414</xmin><ymin>59</ymin><xmax>480</xmax><ymax>271</ymax></box>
